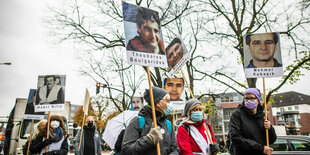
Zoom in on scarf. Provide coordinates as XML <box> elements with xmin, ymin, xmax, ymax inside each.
<box><xmin>189</xmin><ymin>125</ymin><xmax>210</xmax><ymax>155</ymax></box>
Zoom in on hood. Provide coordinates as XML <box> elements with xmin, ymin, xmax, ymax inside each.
<box><xmin>138</xmin><ymin>105</ymin><xmax>166</xmax><ymax>121</ymax></box>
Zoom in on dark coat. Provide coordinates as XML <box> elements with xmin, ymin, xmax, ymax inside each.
<box><xmin>29</xmin><ymin>135</ymin><xmax>68</xmax><ymax>155</ymax></box>
<box><xmin>229</xmin><ymin>103</ymin><xmax>277</xmax><ymax>155</ymax></box>
<box><xmin>122</xmin><ymin>106</ymin><xmax>179</xmax><ymax>155</ymax></box>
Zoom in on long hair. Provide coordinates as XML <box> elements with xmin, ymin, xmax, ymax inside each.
<box><xmin>50</xmin><ymin>115</ymin><xmax>69</xmax><ymax>136</ymax></box>
<box><xmin>32</xmin><ymin>119</ymin><xmax>47</xmax><ymax>138</ymax></box>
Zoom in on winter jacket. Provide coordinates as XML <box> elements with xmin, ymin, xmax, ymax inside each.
<box><xmin>176</xmin><ymin>119</ymin><xmax>216</xmax><ymax>155</ymax></box>
<box><xmin>29</xmin><ymin>135</ymin><xmax>68</xmax><ymax>155</ymax></box>
<box><xmin>74</xmin><ymin>126</ymin><xmax>102</xmax><ymax>155</ymax></box>
<box><xmin>122</xmin><ymin>105</ymin><xmax>179</xmax><ymax>155</ymax></box>
<box><xmin>229</xmin><ymin>103</ymin><xmax>277</xmax><ymax>155</ymax></box>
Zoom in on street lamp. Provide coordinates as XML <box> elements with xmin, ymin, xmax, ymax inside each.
<box><xmin>0</xmin><ymin>62</ymin><xmax>12</xmax><ymax>65</ymax></box>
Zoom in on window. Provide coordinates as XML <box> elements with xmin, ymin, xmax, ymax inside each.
<box><xmin>270</xmin><ymin>138</ymin><xmax>289</xmax><ymax>151</ymax></box>
<box><xmin>290</xmin><ymin>139</ymin><xmax>310</xmax><ymax>151</ymax></box>
<box><xmin>280</xmin><ymin>108</ymin><xmax>284</xmax><ymax>112</ymax></box>
<box><xmin>288</xmin><ymin>107</ymin><xmax>292</xmax><ymax>111</ymax></box>
<box><xmin>295</xmin><ymin>106</ymin><xmax>299</xmax><ymax>110</ymax></box>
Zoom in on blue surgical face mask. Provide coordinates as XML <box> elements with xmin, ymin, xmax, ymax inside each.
<box><xmin>191</xmin><ymin>111</ymin><xmax>203</xmax><ymax>122</ymax></box>
<box><xmin>163</xmin><ymin>103</ymin><xmax>173</xmax><ymax>115</ymax></box>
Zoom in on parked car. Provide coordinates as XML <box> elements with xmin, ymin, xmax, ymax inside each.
<box><xmin>271</xmin><ymin>135</ymin><xmax>310</xmax><ymax>155</ymax></box>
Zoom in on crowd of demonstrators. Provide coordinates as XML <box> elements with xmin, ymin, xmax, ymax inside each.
<box><xmin>74</xmin><ymin>116</ymin><xmax>102</xmax><ymax>155</ymax></box>
<box><xmin>175</xmin><ymin>99</ymin><xmax>219</xmax><ymax>155</ymax></box>
<box><xmin>122</xmin><ymin>86</ymin><xmax>179</xmax><ymax>155</ymax></box>
<box><xmin>228</xmin><ymin>88</ymin><xmax>277</xmax><ymax>155</ymax></box>
<box><xmin>29</xmin><ymin>115</ymin><xmax>69</xmax><ymax>155</ymax></box>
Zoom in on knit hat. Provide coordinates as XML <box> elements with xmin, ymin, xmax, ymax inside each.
<box><xmin>183</xmin><ymin>99</ymin><xmax>201</xmax><ymax>117</ymax></box>
<box><xmin>244</xmin><ymin>88</ymin><xmax>261</xmax><ymax>101</ymax></box>
<box><xmin>143</xmin><ymin>86</ymin><xmax>167</xmax><ymax>105</ymax></box>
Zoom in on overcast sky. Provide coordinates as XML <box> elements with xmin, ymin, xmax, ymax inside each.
<box><xmin>0</xmin><ymin>0</ymin><xmax>309</xmax><ymax>116</ymax></box>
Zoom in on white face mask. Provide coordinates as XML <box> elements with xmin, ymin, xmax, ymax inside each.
<box><xmin>50</xmin><ymin>120</ymin><xmax>60</xmax><ymax>129</ymax></box>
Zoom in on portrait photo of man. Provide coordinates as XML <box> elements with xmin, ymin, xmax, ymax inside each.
<box><xmin>131</xmin><ymin>97</ymin><xmax>144</xmax><ymax>111</ymax></box>
<box><xmin>166</xmin><ymin>37</ymin><xmax>184</xmax><ymax>70</ymax></box>
<box><xmin>123</xmin><ymin>2</ymin><xmax>165</xmax><ymax>54</ymax></box>
<box><xmin>163</xmin><ymin>78</ymin><xmax>185</xmax><ymax>101</ymax></box>
<box><xmin>244</xmin><ymin>32</ymin><xmax>282</xmax><ymax>68</ymax></box>
<box><xmin>36</xmin><ymin>75</ymin><xmax>65</xmax><ymax>105</ymax></box>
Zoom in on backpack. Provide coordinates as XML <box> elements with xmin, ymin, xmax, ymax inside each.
<box><xmin>138</xmin><ymin>116</ymin><xmax>172</xmax><ymax>135</ymax></box>
<box><xmin>182</xmin><ymin>123</ymin><xmax>214</xmax><ymax>140</ymax></box>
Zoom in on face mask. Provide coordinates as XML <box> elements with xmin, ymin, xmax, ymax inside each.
<box><xmin>50</xmin><ymin>121</ymin><xmax>60</xmax><ymax>129</ymax></box>
<box><xmin>88</xmin><ymin>122</ymin><xmax>94</xmax><ymax>128</ymax></box>
<box><xmin>245</xmin><ymin>100</ymin><xmax>257</xmax><ymax>109</ymax></box>
<box><xmin>163</xmin><ymin>103</ymin><xmax>173</xmax><ymax>115</ymax></box>
<box><xmin>191</xmin><ymin>111</ymin><xmax>203</xmax><ymax>122</ymax></box>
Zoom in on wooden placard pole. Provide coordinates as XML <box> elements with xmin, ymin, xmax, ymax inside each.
<box><xmin>262</xmin><ymin>78</ymin><xmax>269</xmax><ymax>146</ymax></box>
<box><xmin>45</xmin><ymin>111</ymin><xmax>51</xmax><ymax>152</ymax></box>
<box><xmin>26</xmin><ymin>119</ymin><xmax>34</xmax><ymax>155</ymax></box>
<box><xmin>180</xmin><ymin>69</ymin><xmax>214</xmax><ymax>145</ymax></box>
<box><xmin>78</xmin><ymin>90</ymin><xmax>90</xmax><ymax>151</ymax></box>
<box><xmin>146</xmin><ymin>67</ymin><xmax>161</xmax><ymax>155</ymax></box>
<box><xmin>172</xmin><ymin>110</ymin><xmax>175</xmax><ymax>131</ymax></box>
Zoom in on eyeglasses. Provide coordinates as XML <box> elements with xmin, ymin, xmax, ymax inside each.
<box><xmin>244</xmin><ymin>97</ymin><xmax>257</xmax><ymax>101</ymax></box>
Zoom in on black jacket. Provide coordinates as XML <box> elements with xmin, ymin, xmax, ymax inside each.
<box><xmin>229</xmin><ymin>103</ymin><xmax>277</xmax><ymax>155</ymax></box>
<box><xmin>30</xmin><ymin>135</ymin><xmax>68</xmax><ymax>155</ymax></box>
<box><xmin>122</xmin><ymin>105</ymin><xmax>179</xmax><ymax>155</ymax></box>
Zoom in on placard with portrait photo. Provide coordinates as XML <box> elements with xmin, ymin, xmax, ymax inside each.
<box><xmin>130</xmin><ymin>97</ymin><xmax>144</xmax><ymax>111</ymax></box>
<box><xmin>35</xmin><ymin>75</ymin><xmax>66</xmax><ymax>112</ymax></box>
<box><xmin>166</xmin><ymin>36</ymin><xmax>190</xmax><ymax>77</ymax></box>
<box><xmin>122</xmin><ymin>1</ymin><xmax>168</xmax><ymax>68</ymax></box>
<box><xmin>162</xmin><ymin>78</ymin><xmax>186</xmax><ymax>110</ymax></box>
<box><xmin>243</xmin><ymin>32</ymin><xmax>283</xmax><ymax>78</ymax></box>
<box><xmin>24</xmin><ymin>89</ymin><xmax>44</xmax><ymax>120</ymax></box>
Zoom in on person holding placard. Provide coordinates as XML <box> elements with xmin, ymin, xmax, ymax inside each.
<box><xmin>126</xmin><ymin>7</ymin><xmax>165</xmax><ymax>54</ymax></box>
<box><xmin>30</xmin><ymin>115</ymin><xmax>68</xmax><ymax>155</ymax></box>
<box><xmin>122</xmin><ymin>87</ymin><xmax>179</xmax><ymax>155</ymax></box>
<box><xmin>74</xmin><ymin>116</ymin><xmax>102</xmax><ymax>155</ymax></box>
<box><xmin>175</xmin><ymin>99</ymin><xmax>219</xmax><ymax>155</ymax></box>
<box><xmin>245</xmin><ymin>33</ymin><xmax>282</xmax><ymax>68</ymax></box>
<box><xmin>228</xmin><ymin>88</ymin><xmax>277</xmax><ymax>155</ymax></box>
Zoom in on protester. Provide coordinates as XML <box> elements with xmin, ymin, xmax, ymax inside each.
<box><xmin>175</xmin><ymin>99</ymin><xmax>219</xmax><ymax>155</ymax></box>
<box><xmin>23</xmin><ymin>120</ymin><xmax>47</xmax><ymax>155</ymax></box>
<box><xmin>245</xmin><ymin>33</ymin><xmax>282</xmax><ymax>68</ymax></box>
<box><xmin>30</xmin><ymin>115</ymin><xmax>68</xmax><ymax>155</ymax></box>
<box><xmin>126</xmin><ymin>7</ymin><xmax>165</xmax><ymax>54</ymax></box>
<box><xmin>122</xmin><ymin>86</ymin><xmax>179</xmax><ymax>155</ymax></box>
<box><xmin>74</xmin><ymin>116</ymin><xmax>102</xmax><ymax>155</ymax></box>
<box><xmin>228</xmin><ymin>88</ymin><xmax>277</xmax><ymax>155</ymax></box>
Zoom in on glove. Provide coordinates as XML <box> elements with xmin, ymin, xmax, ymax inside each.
<box><xmin>210</xmin><ymin>143</ymin><xmax>220</xmax><ymax>155</ymax></box>
<box><xmin>146</xmin><ymin>126</ymin><xmax>162</xmax><ymax>145</ymax></box>
<box><xmin>43</xmin><ymin>151</ymin><xmax>55</xmax><ymax>155</ymax></box>
<box><xmin>43</xmin><ymin>139</ymin><xmax>53</xmax><ymax>146</ymax></box>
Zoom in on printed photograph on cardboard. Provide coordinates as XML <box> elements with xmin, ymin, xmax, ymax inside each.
<box><xmin>122</xmin><ymin>1</ymin><xmax>168</xmax><ymax>68</ymax></box>
<box><xmin>166</xmin><ymin>36</ymin><xmax>189</xmax><ymax>72</ymax></box>
<box><xmin>24</xmin><ymin>89</ymin><xmax>45</xmax><ymax>120</ymax></box>
<box><xmin>163</xmin><ymin>78</ymin><xmax>186</xmax><ymax>110</ymax></box>
<box><xmin>35</xmin><ymin>75</ymin><xmax>66</xmax><ymax>112</ymax></box>
<box><xmin>131</xmin><ymin>97</ymin><xmax>144</xmax><ymax>111</ymax></box>
<box><xmin>243</xmin><ymin>32</ymin><xmax>283</xmax><ymax>78</ymax></box>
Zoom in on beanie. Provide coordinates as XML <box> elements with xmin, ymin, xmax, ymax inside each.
<box><xmin>183</xmin><ymin>99</ymin><xmax>201</xmax><ymax>117</ymax></box>
<box><xmin>244</xmin><ymin>88</ymin><xmax>261</xmax><ymax>101</ymax></box>
<box><xmin>143</xmin><ymin>86</ymin><xmax>167</xmax><ymax>105</ymax></box>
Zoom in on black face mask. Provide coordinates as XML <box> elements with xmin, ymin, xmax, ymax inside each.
<box><xmin>88</xmin><ymin>122</ymin><xmax>93</xmax><ymax>128</ymax></box>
